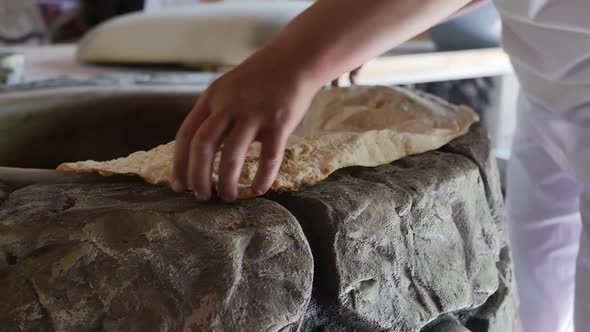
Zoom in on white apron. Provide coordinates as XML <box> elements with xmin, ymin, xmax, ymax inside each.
<box><xmin>493</xmin><ymin>1</ymin><xmax>590</xmax><ymax>331</ymax></box>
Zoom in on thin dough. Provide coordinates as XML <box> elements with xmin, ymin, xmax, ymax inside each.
<box><xmin>58</xmin><ymin>86</ymin><xmax>479</xmax><ymax>199</ymax></box>
<box><xmin>77</xmin><ymin>2</ymin><xmax>311</xmax><ymax>68</ymax></box>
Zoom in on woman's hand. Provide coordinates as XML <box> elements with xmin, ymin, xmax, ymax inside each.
<box><xmin>172</xmin><ymin>50</ymin><xmax>321</xmax><ymax>202</ymax></box>
<box><xmin>172</xmin><ymin>0</ymin><xmax>471</xmax><ymax>202</ymax></box>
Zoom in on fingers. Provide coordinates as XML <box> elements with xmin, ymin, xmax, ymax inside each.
<box><xmin>349</xmin><ymin>65</ymin><xmax>362</xmax><ymax>85</ymax></box>
<box><xmin>331</xmin><ymin>66</ymin><xmax>362</xmax><ymax>88</ymax></box>
<box><xmin>174</xmin><ymin>75</ymin><xmax>302</xmax><ymax>202</ymax></box>
<box><xmin>217</xmin><ymin>121</ymin><xmax>259</xmax><ymax>202</ymax></box>
<box><xmin>187</xmin><ymin>114</ymin><xmax>230</xmax><ymax>201</ymax></box>
<box><xmin>252</xmin><ymin>131</ymin><xmax>288</xmax><ymax>196</ymax></box>
<box><xmin>173</xmin><ymin>95</ymin><xmax>210</xmax><ymax>192</ymax></box>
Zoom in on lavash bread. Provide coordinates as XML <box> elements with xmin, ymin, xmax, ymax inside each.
<box><xmin>58</xmin><ymin>86</ymin><xmax>479</xmax><ymax>199</ymax></box>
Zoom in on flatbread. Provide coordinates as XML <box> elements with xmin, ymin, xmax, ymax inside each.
<box><xmin>57</xmin><ymin>86</ymin><xmax>478</xmax><ymax>198</ymax></box>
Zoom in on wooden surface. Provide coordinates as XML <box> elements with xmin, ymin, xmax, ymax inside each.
<box><xmin>356</xmin><ymin>48</ymin><xmax>513</xmax><ymax>85</ymax></box>
<box><xmin>6</xmin><ymin>44</ymin><xmax>513</xmax><ymax>86</ymax></box>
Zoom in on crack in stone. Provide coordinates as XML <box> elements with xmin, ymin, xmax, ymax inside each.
<box><xmin>27</xmin><ymin>279</ymin><xmax>56</xmax><ymax>331</ymax></box>
<box><xmin>0</xmin><ymin>184</ymin><xmax>10</xmax><ymax>205</ymax></box>
<box><xmin>449</xmin><ymin>202</ymin><xmax>477</xmax><ymax>282</ymax></box>
<box><xmin>61</xmin><ymin>194</ymin><xmax>77</xmax><ymax>211</ymax></box>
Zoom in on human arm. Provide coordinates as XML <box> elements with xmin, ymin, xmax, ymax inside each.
<box><xmin>444</xmin><ymin>0</ymin><xmax>488</xmax><ymax>22</ymax></box>
<box><xmin>173</xmin><ymin>0</ymin><xmax>472</xmax><ymax>202</ymax></box>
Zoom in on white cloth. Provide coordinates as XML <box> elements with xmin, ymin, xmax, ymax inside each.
<box><xmin>494</xmin><ymin>0</ymin><xmax>590</xmax><ymax>122</ymax></box>
<box><xmin>507</xmin><ymin>96</ymin><xmax>589</xmax><ymax>332</ymax></box>
<box><xmin>79</xmin><ymin>2</ymin><xmax>311</xmax><ymax>67</ymax></box>
<box><xmin>493</xmin><ymin>0</ymin><xmax>590</xmax><ymax>331</ymax></box>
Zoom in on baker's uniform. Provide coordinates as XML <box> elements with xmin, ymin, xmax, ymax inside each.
<box><xmin>493</xmin><ymin>0</ymin><xmax>590</xmax><ymax>331</ymax></box>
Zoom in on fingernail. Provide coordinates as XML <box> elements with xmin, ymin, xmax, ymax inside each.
<box><xmin>194</xmin><ymin>191</ymin><xmax>209</xmax><ymax>202</ymax></box>
<box><xmin>221</xmin><ymin>193</ymin><xmax>236</xmax><ymax>203</ymax></box>
<box><xmin>172</xmin><ymin>180</ymin><xmax>184</xmax><ymax>192</ymax></box>
<box><xmin>253</xmin><ymin>184</ymin><xmax>268</xmax><ymax>196</ymax></box>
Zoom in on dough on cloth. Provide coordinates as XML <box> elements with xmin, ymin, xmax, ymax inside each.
<box><xmin>57</xmin><ymin>86</ymin><xmax>479</xmax><ymax>199</ymax></box>
<box><xmin>77</xmin><ymin>1</ymin><xmax>311</xmax><ymax>68</ymax></box>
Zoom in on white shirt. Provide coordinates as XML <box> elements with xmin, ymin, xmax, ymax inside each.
<box><xmin>493</xmin><ymin>0</ymin><xmax>590</xmax><ymax>121</ymax></box>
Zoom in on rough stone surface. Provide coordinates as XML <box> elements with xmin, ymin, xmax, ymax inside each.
<box><xmin>0</xmin><ymin>126</ymin><xmax>520</xmax><ymax>332</ymax></box>
<box><xmin>275</xmin><ymin>125</ymin><xmax>521</xmax><ymax>331</ymax></box>
<box><xmin>444</xmin><ymin>126</ymin><xmax>521</xmax><ymax>332</ymax></box>
<box><xmin>442</xmin><ymin>125</ymin><xmax>506</xmax><ymax>240</ymax></box>
<box><xmin>0</xmin><ymin>183</ymin><xmax>313</xmax><ymax>332</ymax></box>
